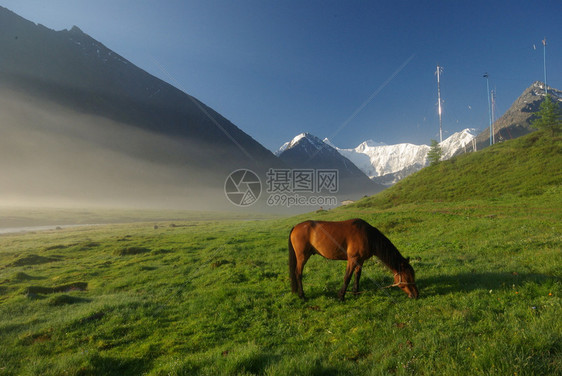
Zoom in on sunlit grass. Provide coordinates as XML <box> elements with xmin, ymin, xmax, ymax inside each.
<box><xmin>0</xmin><ymin>191</ymin><xmax>560</xmax><ymax>375</ymax></box>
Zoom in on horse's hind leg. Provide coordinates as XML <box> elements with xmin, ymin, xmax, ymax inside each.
<box><xmin>338</xmin><ymin>259</ymin><xmax>357</xmax><ymax>301</ymax></box>
<box><xmin>353</xmin><ymin>262</ymin><xmax>364</xmax><ymax>294</ymax></box>
<box><xmin>295</xmin><ymin>251</ymin><xmax>312</xmax><ymax>299</ymax></box>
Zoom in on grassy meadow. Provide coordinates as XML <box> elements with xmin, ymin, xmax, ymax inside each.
<box><xmin>1</xmin><ymin>131</ymin><xmax>561</xmax><ymax>375</ymax></box>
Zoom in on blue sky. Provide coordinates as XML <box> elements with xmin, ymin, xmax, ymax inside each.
<box><xmin>1</xmin><ymin>0</ymin><xmax>561</xmax><ymax>151</ymax></box>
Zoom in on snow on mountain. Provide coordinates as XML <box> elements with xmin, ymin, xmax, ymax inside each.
<box><xmin>276</xmin><ymin>132</ymin><xmax>383</xmax><ymax>197</ymax></box>
<box><xmin>440</xmin><ymin>128</ymin><xmax>478</xmax><ymax>159</ymax></box>
<box><xmin>276</xmin><ymin>129</ymin><xmax>477</xmax><ymax>186</ymax></box>
<box><xmin>336</xmin><ymin>142</ymin><xmax>429</xmax><ymax>179</ymax></box>
<box><xmin>276</xmin><ymin>133</ymin><xmax>327</xmax><ymax>156</ymax></box>
<box><xmin>331</xmin><ymin>128</ymin><xmax>478</xmax><ymax>185</ymax></box>
<box><xmin>530</xmin><ymin>81</ymin><xmax>562</xmax><ymax>101</ymax></box>
<box><xmin>356</xmin><ymin>139</ymin><xmax>387</xmax><ymax>150</ymax></box>
<box><xmin>324</xmin><ymin>138</ymin><xmax>386</xmax><ymax>150</ymax></box>
<box><xmin>276</xmin><ymin>142</ymin><xmax>290</xmax><ymax>156</ymax></box>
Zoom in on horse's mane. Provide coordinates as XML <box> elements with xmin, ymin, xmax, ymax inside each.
<box><xmin>352</xmin><ymin>219</ymin><xmax>406</xmax><ymax>272</ymax></box>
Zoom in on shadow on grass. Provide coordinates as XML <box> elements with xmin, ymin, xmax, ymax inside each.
<box><xmin>48</xmin><ymin>294</ymin><xmax>92</xmax><ymax>306</ymax></box>
<box><xmin>417</xmin><ymin>271</ymin><xmax>555</xmax><ymax>296</ymax></box>
<box><xmin>13</xmin><ymin>272</ymin><xmax>46</xmax><ymax>281</ymax></box>
<box><xmin>6</xmin><ymin>254</ymin><xmax>61</xmax><ymax>267</ymax></box>
<box><xmin>24</xmin><ymin>282</ymin><xmax>88</xmax><ymax>295</ymax></box>
<box><xmin>301</xmin><ymin>272</ymin><xmax>555</xmax><ymax>300</ymax></box>
<box><xmin>87</xmin><ymin>354</ymin><xmax>152</xmax><ymax>376</ymax></box>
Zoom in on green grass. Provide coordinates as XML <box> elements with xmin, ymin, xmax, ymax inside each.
<box><xmin>1</xmin><ymin>193</ymin><xmax>560</xmax><ymax>375</ymax></box>
<box><xmin>356</xmin><ymin>130</ymin><xmax>562</xmax><ymax>208</ymax></box>
<box><xmin>0</xmin><ymin>131</ymin><xmax>560</xmax><ymax>375</ymax></box>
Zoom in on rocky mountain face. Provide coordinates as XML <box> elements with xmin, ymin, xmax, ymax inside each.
<box><xmin>0</xmin><ymin>6</ymin><xmax>281</xmax><ymax>209</ymax></box>
<box><xmin>472</xmin><ymin>81</ymin><xmax>562</xmax><ymax>150</ymax></box>
<box><xmin>277</xmin><ymin>133</ymin><xmax>384</xmax><ymax>198</ymax></box>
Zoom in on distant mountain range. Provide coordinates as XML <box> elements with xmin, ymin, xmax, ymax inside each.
<box><xmin>276</xmin><ymin>133</ymin><xmax>384</xmax><ymax>197</ymax></box>
<box><xmin>278</xmin><ymin>80</ymin><xmax>562</xmax><ymax>187</ymax></box>
<box><xmin>334</xmin><ymin>128</ymin><xmax>477</xmax><ymax>185</ymax></box>
<box><xmin>279</xmin><ymin>129</ymin><xmax>477</xmax><ymax>186</ymax></box>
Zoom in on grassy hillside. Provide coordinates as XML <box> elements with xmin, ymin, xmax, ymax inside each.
<box><xmin>0</xmin><ymin>130</ymin><xmax>560</xmax><ymax>375</ymax></box>
<box><xmin>355</xmin><ymin>130</ymin><xmax>561</xmax><ymax>209</ymax></box>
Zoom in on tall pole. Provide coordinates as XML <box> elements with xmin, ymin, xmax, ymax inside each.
<box><xmin>436</xmin><ymin>65</ymin><xmax>443</xmax><ymax>143</ymax></box>
<box><xmin>484</xmin><ymin>73</ymin><xmax>493</xmax><ymax>146</ymax></box>
<box><xmin>491</xmin><ymin>89</ymin><xmax>496</xmax><ymax>144</ymax></box>
<box><xmin>543</xmin><ymin>38</ymin><xmax>548</xmax><ymax>95</ymax></box>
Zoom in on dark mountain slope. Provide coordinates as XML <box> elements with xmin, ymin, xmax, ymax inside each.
<box><xmin>0</xmin><ymin>6</ymin><xmax>278</xmax><ymax>172</ymax></box>
<box><xmin>0</xmin><ymin>6</ymin><xmax>282</xmax><ymax>209</ymax></box>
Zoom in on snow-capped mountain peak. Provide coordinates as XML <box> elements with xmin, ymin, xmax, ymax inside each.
<box><xmin>355</xmin><ymin>139</ymin><xmax>387</xmax><ymax>153</ymax></box>
<box><xmin>336</xmin><ymin>141</ymin><xmax>429</xmax><ymax>181</ymax></box>
<box><xmin>531</xmin><ymin>81</ymin><xmax>562</xmax><ymax>101</ymax></box>
<box><xmin>322</xmin><ymin>137</ymin><xmax>336</xmax><ymax>148</ymax></box>
<box><xmin>276</xmin><ymin>129</ymin><xmax>477</xmax><ymax>186</ymax></box>
<box><xmin>332</xmin><ymin>128</ymin><xmax>477</xmax><ymax>185</ymax></box>
<box><xmin>276</xmin><ymin>132</ymin><xmax>382</xmax><ymax>196</ymax></box>
<box><xmin>289</xmin><ymin>132</ymin><xmax>325</xmax><ymax>150</ymax></box>
<box><xmin>276</xmin><ymin>132</ymin><xmax>326</xmax><ymax>156</ymax></box>
<box><xmin>440</xmin><ymin>128</ymin><xmax>478</xmax><ymax>159</ymax></box>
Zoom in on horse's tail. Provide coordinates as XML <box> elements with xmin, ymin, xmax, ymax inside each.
<box><xmin>288</xmin><ymin>227</ymin><xmax>298</xmax><ymax>293</ymax></box>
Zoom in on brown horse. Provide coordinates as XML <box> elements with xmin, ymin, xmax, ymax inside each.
<box><xmin>288</xmin><ymin>219</ymin><xmax>419</xmax><ymax>300</ymax></box>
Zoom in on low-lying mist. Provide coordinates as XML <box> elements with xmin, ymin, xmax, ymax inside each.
<box><xmin>0</xmin><ymin>88</ymin><xmax>234</xmax><ymax>211</ymax></box>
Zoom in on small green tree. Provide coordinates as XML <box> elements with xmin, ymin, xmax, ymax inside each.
<box><xmin>427</xmin><ymin>139</ymin><xmax>443</xmax><ymax>166</ymax></box>
<box><xmin>530</xmin><ymin>94</ymin><xmax>562</xmax><ymax>135</ymax></box>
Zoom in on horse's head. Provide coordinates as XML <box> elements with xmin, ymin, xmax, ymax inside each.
<box><xmin>394</xmin><ymin>258</ymin><xmax>419</xmax><ymax>299</ymax></box>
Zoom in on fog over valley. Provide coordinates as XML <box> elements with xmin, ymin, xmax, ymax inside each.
<box><xmin>0</xmin><ymin>88</ymin><xmax>229</xmax><ymax>210</ymax></box>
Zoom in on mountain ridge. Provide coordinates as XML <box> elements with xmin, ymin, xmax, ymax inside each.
<box><xmin>0</xmin><ymin>5</ymin><xmax>278</xmax><ymax>166</ymax></box>
<box><xmin>278</xmin><ymin>129</ymin><xmax>478</xmax><ymax>186</ymax></box>
<box><xmin>0</xmin><ymin>6</ymin><xmax>281</xmax><ymax>209</ymax></box>
<box><xmin>277</xmin><ymin>133</ymin><xmax>384</xmax><ymax>198</ymax></box>
<box><xmin>473</xmin><ymin>81</ymin><xmax>562</xmax><ymax>150</ymax></box>
<box><xmin>333</xmin><ymin>128</ymin><xmax>477</xmax><ymax>185</ymax></box>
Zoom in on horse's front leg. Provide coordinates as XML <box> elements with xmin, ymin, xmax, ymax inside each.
<box><xmin>338</xmin><ymin>260</ymin><xmax>356</xmax><ymax>301</ymax></box>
